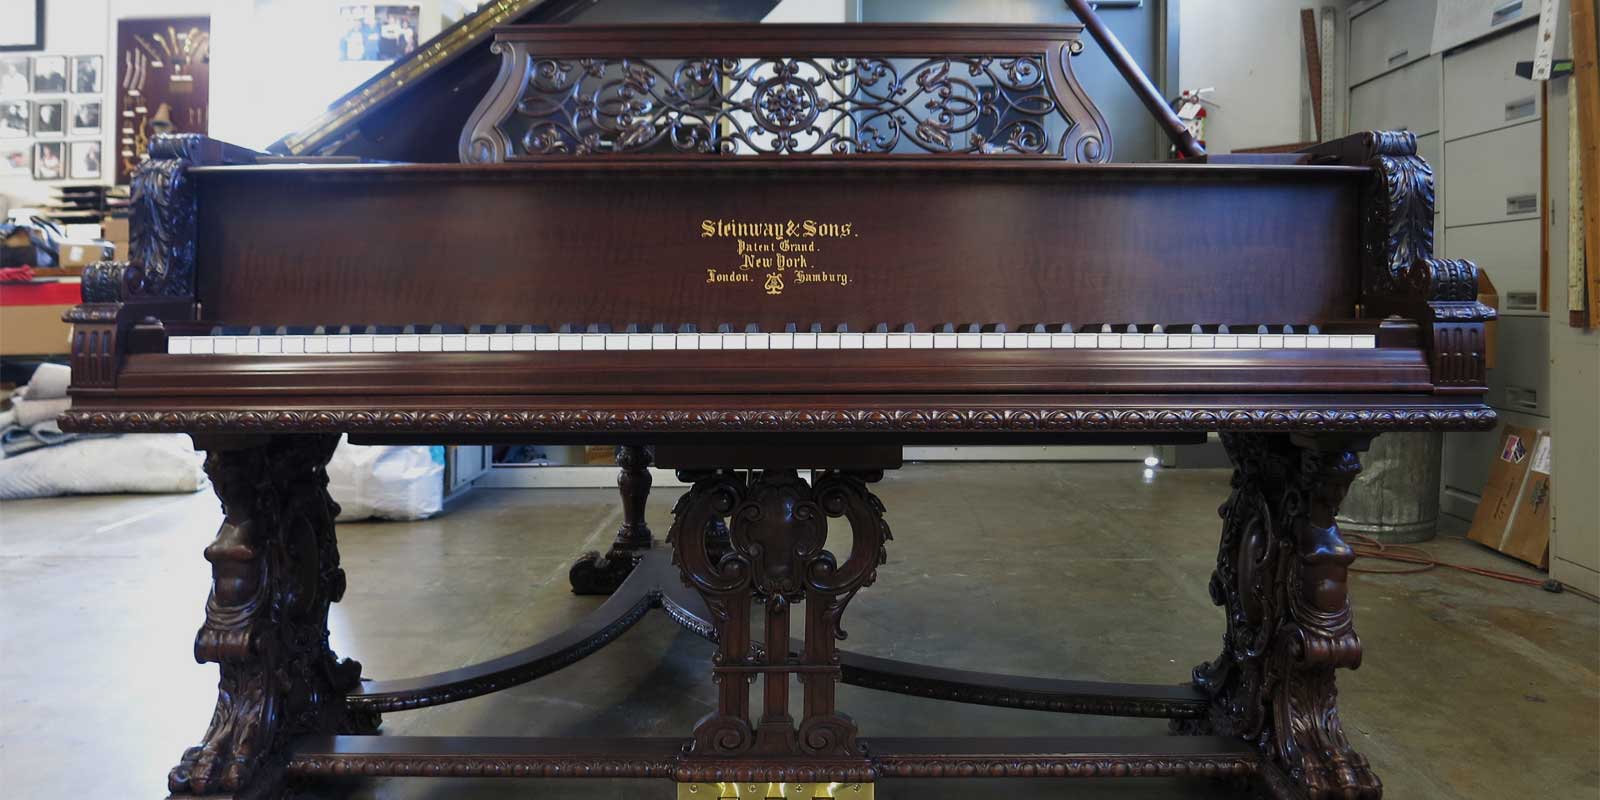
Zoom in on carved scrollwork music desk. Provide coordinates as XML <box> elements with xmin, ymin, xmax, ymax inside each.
<box><xmin>62</xmin><ymin>17</ymin><xmax>1492</xmax><ymax>800</ymax></box>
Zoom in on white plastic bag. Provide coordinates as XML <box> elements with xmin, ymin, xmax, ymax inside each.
<box><xmin>0</xmin><ymin>434</ymin><xmax>206</xmax><ymax>499</ymax></box>
<box><xmin>325</xmin><ymin>435</ymin><xmax>443</xmax><ymax>521</ymax></box>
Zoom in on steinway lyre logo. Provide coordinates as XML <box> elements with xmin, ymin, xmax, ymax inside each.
<box><xmin>764</xmin><ymin>271</ymin><xmax>784</xmax><ymax>295</ymax></box>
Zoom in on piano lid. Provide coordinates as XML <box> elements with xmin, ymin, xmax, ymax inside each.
<box><xmin>267</xmin><ymin>0</ymin><xmax>786</xmax><ymax>162</ymax></box>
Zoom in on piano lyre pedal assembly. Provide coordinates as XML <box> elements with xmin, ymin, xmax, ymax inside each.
<box><xmin>63</xmin><ymin>5</ymin><xmax>1493</xmax><ymax>799</ymax></box>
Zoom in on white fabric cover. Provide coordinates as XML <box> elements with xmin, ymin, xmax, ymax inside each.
<box><xmin>0</xmin><ymin>434</ymin><xmax>207</xmax><ymax>499</ymax></box>
<box><xmin>325</xmin><ymin>436</ymin><xmax>443</xmax><ymax>522</ymax></box>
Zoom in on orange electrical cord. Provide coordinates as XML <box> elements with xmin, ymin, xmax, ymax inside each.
<box><xmin>1346</xmin><ymin>533</ymin><xmax>1589</xmax><ymax>598</ymax></box>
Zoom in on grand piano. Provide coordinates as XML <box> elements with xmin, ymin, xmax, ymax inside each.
<box><xmin>62</xmin><ymin>4</ymin><xmax>1494</xmax><ymax>799</ymax></box>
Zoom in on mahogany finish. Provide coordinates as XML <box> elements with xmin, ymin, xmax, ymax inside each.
<box><xmin>61</xmin><ymin>16</ymin><xmax>1497</xmax><ymax>800</ymax></box>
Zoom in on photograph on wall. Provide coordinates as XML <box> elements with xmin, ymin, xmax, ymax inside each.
<box><xmin>70</xmin><ymin>140</ymin><xmax>101</xmax><ymax>179</ymax></box>
<box><xmin>32</xmin><ymin>140</ymin><xmax>62</xmax><ymax>179</ymax></box>
<box><xmin>0</xmin><ymin>100</ymin><xmax>27</xmax><ymax>138</ymax></box>
<box><xmin>73</xmin><ymin>55</ymin><xmax>102</xmax><ymax>93</ymax></box>
<box><xmin>338</xmin><ymin>6</ymin><xmax>421</xmax><ymax>62</ymax></box>
<box><xmin>0</xmin><ymin>1</ymin><xmax>44</xmax><ymax>52</ymax></box>
<box><xmin>0</xmin><ymin>57</ymin><xmax>28</xmax><ymax>96</ymax></box>
<box><xmin>70</xmin><ymin>99</ymin><xmax>100</xmax><ymax>134</ymax></box>
<box><xmin>117</xmin><ymin>17</ymin><xmax>210</xmax><ymax>184</ymax></box>
<box><xmin>32</xmin><ymin>55</ymin><xmax>66</xmax><ymax>92</ymax></box>
<box><xmin>0</xmin><ymin>144</ymin><xmax>28</xmax><ymax>177</ymax></box>
<box><xmin>32</xmin><ymin>98</ymin><xmax>63</xmax><ymax>135</ymax></box>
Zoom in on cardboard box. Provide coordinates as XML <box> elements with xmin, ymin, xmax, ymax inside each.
<box><xmin>102</xmin><ymin>217</ymin><xmax>129</xmax><ymax>259</ymax></box>
<box><xmin>1467</xmin><ymin>425</ymin><xmax>1551</xmax><ymax>568</ymax></box>
<box><xmin>0</xmin><ymin>303</ymin><xmax>74</xmax><ymax>356</ymax></box>
<box><xmin>57</xmin><ymin>241</ymin><xmax>114</xmax><ymax>269</ymax></box>
<box><xmin>1478</xmin><ymin>269</ymin><xmax>1499</xmax><ymax>369</ymax></box>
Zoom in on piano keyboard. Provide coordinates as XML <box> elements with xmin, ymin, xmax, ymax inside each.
<box><xmin>164</xmin><ymin>323</ymin><xmax>1375</xmax><ymax>355</ymax></box>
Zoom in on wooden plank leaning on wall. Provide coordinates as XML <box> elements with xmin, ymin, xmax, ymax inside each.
<box><xmin>1572</xmin><ymin>0</ymin><xmax>1600</xmax><ymax>327</ymax></box>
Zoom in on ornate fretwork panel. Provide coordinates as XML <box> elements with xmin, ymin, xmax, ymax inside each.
<box><xmin>462</xmin><ymin>30</ymin><xmax>1110</xmax><ymax>162</ymax></box>
<box><xmin>1182</xmin><ymin>433</ymin><xmax>1381</xmax><ymax>799</ymax></box>
<box><xmin>668</xmin><ymin>468</ymin><xmax>891</xmax><ymax>770</ymax></box>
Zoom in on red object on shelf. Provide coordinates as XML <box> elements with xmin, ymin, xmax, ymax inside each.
<box><xmin>0</xmin><ymin>279</ymin><xmax>80</xmax><ymax>306</ymax></box>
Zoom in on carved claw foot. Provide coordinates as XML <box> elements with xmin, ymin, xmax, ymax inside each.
<box><xmin>569</xmin><ymin>548</ymin><xmax>644</xmax><ymax>595</ymax></box>
<box><xmin>572</xmin><ymin>445</ymin><xmax>656</xmax><ymax>595</ymax></box>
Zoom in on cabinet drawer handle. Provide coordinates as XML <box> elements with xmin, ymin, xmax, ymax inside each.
<box><xmin>1505</xmin><ymin>97</ymin><xmax>1536</xmax><ymax>120</ymax></box>
<box><xmin>1387</xmin><ymin>48</ymin><xmax>1409</xmax><ymax>64</ymax></box>
<box><xmin>1506</xmin><ymin>194</ymin><xmax>1537</xmax><ymax>215</ymax></box>
<box><xmin>1491</xmin><ymin>0</ymin><xmax>1523</xmax><ymax>25</ymax></box>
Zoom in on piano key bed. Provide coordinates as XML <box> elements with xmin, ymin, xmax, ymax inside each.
<box><xmin>166</xmin><ymin>323</ymin><xmax>1377</xmax><ymax>355</ymax></box>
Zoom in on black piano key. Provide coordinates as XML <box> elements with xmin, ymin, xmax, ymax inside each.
<box><xmin>559</xmin><ymin>323</ymin><xmax>580</xmax><ymax>333</ymax></box>
<box><xmin>624</xmin><ymin>323</ymin><xmax>640</xmax><ymax>334</ymax></box>
<box><xmin>808</xmin><ymin>323</ymin><xmax>824</xmax><ymax>333</ymax></box>
<box><xmin>1217</xmin><ymin>324</ymin><xmax>1231</xmax><ymax>334</ymax></box>
<box><xmin>648</xmin><ymin>323</ymin><xmax>666</xmax><ymax>334</ymax></box>
<box><xmin>834</xmin><ymin>323</ymin><xmax>849</xmax><ymax>333</ymax></box>
<box><xmin>527</xmin><ymin>324</ymin><xmax>550</xmax><ymax>334</ymax></box>
<box><xmin>981</xmin><ymin>323</ymin><xmax>1007</xmax><ymax>333</ymax></box>
<box><xmin>717</xmin><ymin>323</ymin><xmax>733</xmax><ymax>333</ymax></box>
<box><xmin>873</xmin><ymin>323</ymin><xmax>889</xmax><ymax>333</ymax></box>
<box><xmin>960</xmin><ymin>323</ymin><xmax>981</xmax><ymax>333</ymax></box>
<box><xmin>1308</xmin><ymin>324</ymin><xmax>1320</xmax><ymax>334</ymax></box>
<box><xmin>677</xmin><ymin>323</ymin><xmax>698</xmax><ymax>333</ymax></box>
<box><xmin>438</xmin><ymin>324</ymin><xmax>467</xmax><ymax>334</ymax></box>
<box><xmin>1018</xmin><ymin>323</ymin><xmax>1047</xmax><ymax>334</ymax></box>
<box><xmin>899</xmin><ymin>323</ymin><xmax>917</xmax><ymax>333</ymax></box>
<box><xmin>1281</xmin><ymin>324</ymin><xmax>1295</xmax><ymax>334</ymax></box>
<box><xmin>934</xmin><ymin>323</ymin><xmax>955</xmax><ymax>333</ymax></box>
<box><xmin>745</xmin><ymin>323</ymin><xmax>760</xmax><ymax>333</ymax></box>
<box><xmin>371</xmin><ymin>325</ymin><xmax>403</xmax><ymax>334</ymax></box>
<box><xmin>468</xmin><ymin>324</ymin><xmax>495</xmax><ymax>334</ymax></box>
<box><xmin>784</xmin><ymin>323</ymin><xmax>799</xmax><ymax>333</ymax></box>
<box><xmin>585</xmin><ymin>323</ymin><xmax>612</xmax><ymax>333</ymax></box>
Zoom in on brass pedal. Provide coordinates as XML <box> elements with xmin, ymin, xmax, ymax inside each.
<box><xmin>676</xmin><ymin>782</ymin><xmax>873</xmax><ymax>799</ymax></box>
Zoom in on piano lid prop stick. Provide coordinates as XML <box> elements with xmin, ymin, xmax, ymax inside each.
<box><xmin>1064</xmin><ymin>0</ymin><xmax>1206</xmax><ymax>159</ymax></box>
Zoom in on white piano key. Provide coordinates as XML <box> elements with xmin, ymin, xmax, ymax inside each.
<box><xmin>512</xmin><ymin>333</ymin><xmax>536</xmax><ymax>351</ymax></box>
<box><xmin>581</xmin><ymin>334</ymin><xmax>605</xmax><ymax>351</ymax></box>
<box><xmin>956</xmin><ymin>333</ymin><xmax>981</xmax><ymax>349</ymax></box>
<box><xmin>1284</xmin><ymin>335</ymin><xmax>1307</xmax><ymax>348</ymax></box>
<box><xmin>770</xmin><ymin>332</ymin><xmax>794</xmax><ymax>350</ymax></box>
<box><xmin>1214</xmin><ymin>335</ymin><xmax>1237</xmax><ymax>348</ymax></box>
<box><xmin>395</xmin><ymin>335</ymin><xmax>418</xmax><ymax>353</ymax></box>
<box><xmin>1004</xmin><ymin>332</ymin><xmax>1029</xmax><ymax>349</ymax></box>
<box><xmin>864</xmin><ymin>332</ymin><xmax>887</xmax><ymax>349</ymax></box>
<box><xmin>698</xmin><ymin>333</ymin><xmax>723</xmax><ymax>350</ymax></box>
<box><xmin>1050</xmin><ymin>333</ymin><xmax>1075</xmax><ymax>348</ymax></box>
<box><xmin>652</xmin><ymin>334</ymin><xmax>677</xmax><ymax>350</ymax></box>
<box><xmin>887</xmin><ymin>333</ymin><xmax>911</xmax><ymax>349</ymax></box>
<box><xmin>1308</xmin><ymin>335</ymin><xmax>1331</xmax><ymax>348</ymax></box>
<box><xmin>192</xmin><ymin>337</ymin><xmax>216</xmax><ymax>354</ymax></box>
<box><xmin>1075</xmin><ymin>333</ymin><xmax>1097</xmax><ymax>348</ymax></box>
<box><xmin>373</xmin><ymin>336</ymin><xmax>396</xmax><ymax>353</ymax></box>
<box><xmin>841</xmin><ymin>332</ymin><xmax>864</xmax><ymax>349</ymax></box>
<box><xmin>747</xmin><ymin>333</ymin><xmax>770</xmax><ymax>350</ymax></box>
<box><xmin>604</xmin><ymin>334</ymin><xmax>628</xmax><ymax>351</ymax></box>
<box><xmin>260</xmin><ymin>337</ymin><xmax>283</xmax><ymax>354</ymax></box>
<box><xmin>628</xmin><ymin>334</ymin><xmax>652</xmax><ymax>350</ymax></box>
<box><xmin>1262</xmin><ymin>335</ymin><xmax>1285</xmax><ymax>348</ymax></box>
<box><xmin>442</xmin><ymin>335</ymin><xmax>467</xmax><ymax>352</ymax></box>
<box><xmin>1237</xmin><ymin>334</ymin><xmax>1260</xmax><ymax>349</ymax></box>
<box><xmin>168</xmin><ymin>337</ymin><xmax>192</xmax><ymax>354</ymax></box>
<box><xmin>817</xmin><ymin>333</ymin><xmax>841</xmax><ymax>349</ymax></box>
<box><xmin>911</xmin><ymin>333</ymin><xmax>935</xmax><ymax>349</ymax></box>
<box><xmin>677</xmin><ymin>333</ymin><xmax>700</xmax><ymax>350</ymax></box>
<box><xmin>235</xmin><ymin>337</ymin><xmax>259</xmax><ymax>354</ymax></box>
<box><xmin>214</xmin><ymin>337</ymin><xmax>238</xmax><ymax>354</ymax></box>
<box><xmin>351</xmin><ymin>336</ymin><xmax>374</xmax><ymax>353</ymax></box>
<box><xmin>536</xmin><ymin>334</ymin><xmax>559</xmax><ymax>351</ymax></box>
<box><xmin>723</xmin><ymin>333</ymin><xmax>747</xmax><ymax>350</ymax></box>
<box><xmin>489</xmin><ymin>334</ymin><xmax>512</xmax><ymax>352</ymax></box>
<box><xmin>1097</xmin><ymin>334</ymin><xmax>1120</xmax><ymax>348</ymax></box>
<box><xmin>1192</xmin><ymin>334</ymin><xmax>1214</xmax><ymax>349</ymax></box>
<box><xmin>1145</xmin><ymin>334</ymin><xmax>1168</xmax><ymax>349</ymax></box>
<box><xmin>328</xmin><ymin>336</ymin><xmax>352</xmax><ymax>353</ymax></box>
<box><xmin>979</xmin><ymin>333</ymin><xmax>1003</xmax><ymax>349</ymax></box>
<box><xmin>1354</xmin><ymin>335</ymin><xmax>1376</xmax><ymax>349</ymax></box>
<box><xmin>1168</xmin><ymin>334</ymin><xmax>1191</xmax><ymax>349</ymax></box>
<box><xmin>1120</xmin><ymin>334</ymin><xmax>1144</xmax><ymax>349</ymax></box>
<box><xmin>1027</xmin><ymin>333</ymin><xmax>1050</xmax><ymax>348</ymax></box>
<box><xmin>306</xmin><ymin>337</ymin><xmax>330</xmax><ymax>353</ymax></box>
<box><xmin>1330</xmin><ymin>335</ymin><xmax>1353</xmax><ymax>349</ymax></box>
<box><xmin>464</xmin><ymin>334</ymin><xmax>489</xmax><ymax>351</ymax></box>
<box><xmin>795</xmin><ymin>333</ymin><xmax>818</xmax><ymax>349</ymax></box>
<box><xmin>933</xmin><ymin>333</ymin><xmax>957</xmax><ymax>349</ymax></box>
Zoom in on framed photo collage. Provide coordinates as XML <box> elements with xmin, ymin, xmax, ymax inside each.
<box><xmin>1</xmin><ymin>52</ymin><xmax>104</xmax><ymax>182</ymax></box>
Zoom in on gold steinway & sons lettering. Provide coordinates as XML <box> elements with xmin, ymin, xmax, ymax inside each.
<box><xmin>700</xmin><ymin>218</ymin><xmax>856</xmax><ymax>296</ymax></box>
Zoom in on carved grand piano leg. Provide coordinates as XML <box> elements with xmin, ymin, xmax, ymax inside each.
<box><xmin>1184</xmin><ymin>433</ymin><xmax>1381</xmax><ymax>799</ymax></box>
<box><xmin>570</xmin><ymin>445</ymin><xmax>656</xmax><ymax>595</ymax></box>
<box><xmin>669</xmin><ymin>467</ymin><xmax>889</xmax><ymax>781</ymax></box>
<box><xmin>168</xmin><ymin>435</ymin><xmax>379</xmax><ymax>798</ymax></box>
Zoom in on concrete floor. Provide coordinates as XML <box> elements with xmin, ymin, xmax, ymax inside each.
<box><xmin>1</xmin><ymin>462</ymin><xmax>1596</xmax><ymax>799</ymax></box>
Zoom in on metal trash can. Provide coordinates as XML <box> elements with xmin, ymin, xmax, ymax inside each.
<box><xmin>1336</xmin><ymin>432</ymin><xmax>1443</xmax><ymax>543</ymax></box>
